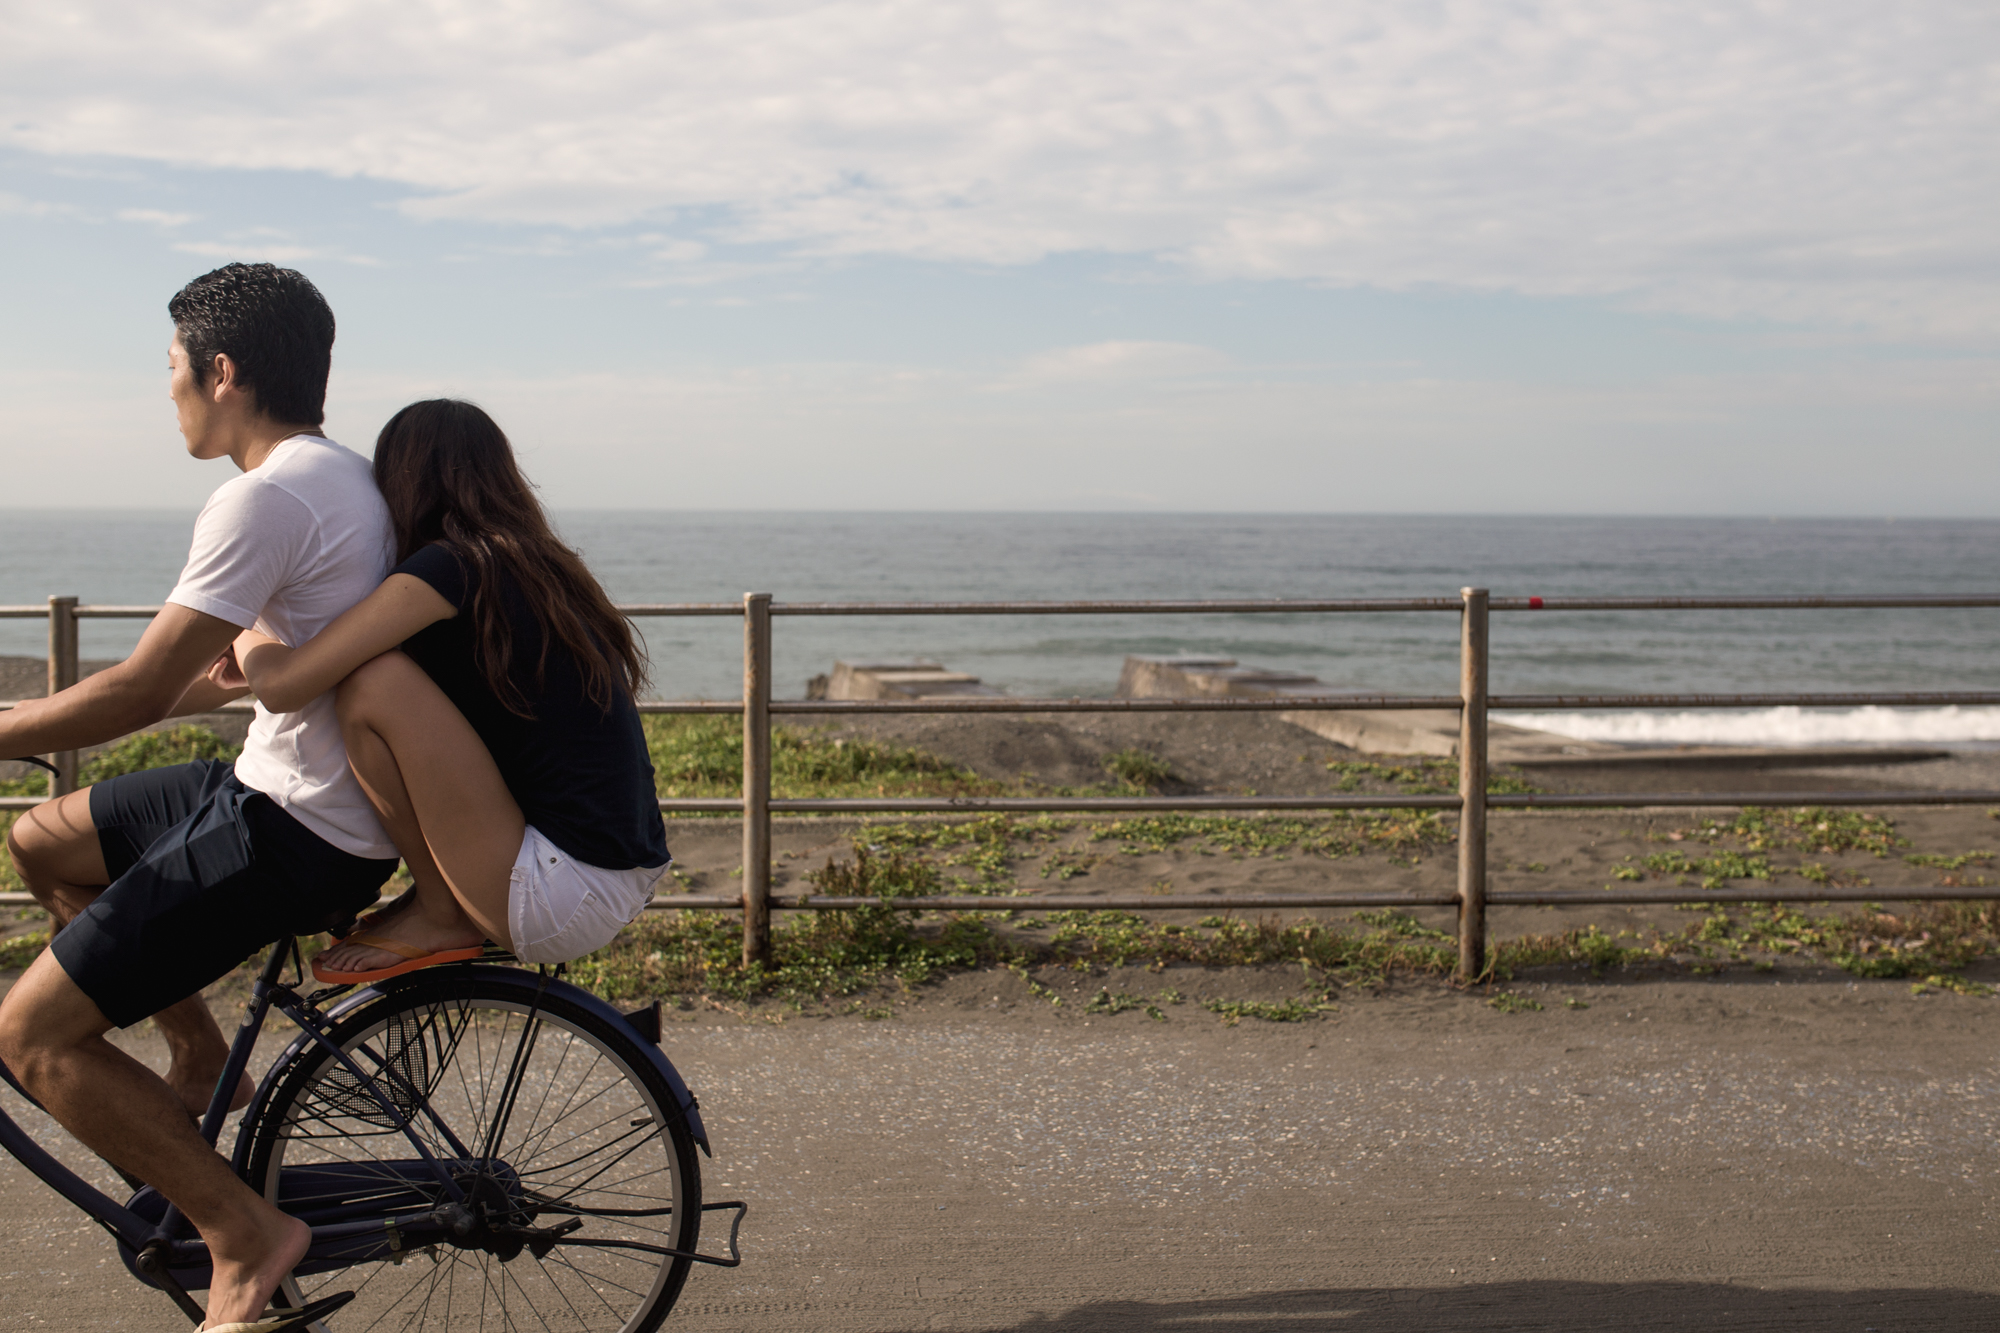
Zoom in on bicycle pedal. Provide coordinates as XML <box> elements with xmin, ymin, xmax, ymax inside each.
<box><xmin>223</xmin><ymin>1290</ymin><xmax>355</xmax><ymax>1333</ymax></box>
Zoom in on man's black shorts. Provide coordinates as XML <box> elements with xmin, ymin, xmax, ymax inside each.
<box><xmin>52</xmin><ymin>760</ymin><xmax>398</xmax><ymax>1029</ymax></box>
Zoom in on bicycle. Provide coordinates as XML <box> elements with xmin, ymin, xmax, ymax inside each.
<box><xmin>0</xmin><ymin>755</ymin><xmax>745</xmax><ymax>1332</ymax></box>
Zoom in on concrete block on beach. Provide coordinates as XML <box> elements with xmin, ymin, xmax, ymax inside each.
<box><xmin>812</xmin><ymin>659</ymin><xmax>1005</xmax><ymax>702</ymax></box>
<box><xmin>1115</xmin><ymin>653</ymin><xmax>1613</xmax><ymax>760</ymax></box>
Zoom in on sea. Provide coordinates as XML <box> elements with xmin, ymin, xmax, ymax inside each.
<box><xmin>3</xmin><ymin>511</ymin><xmax>1997</xmax><ymax>747</ymax></box>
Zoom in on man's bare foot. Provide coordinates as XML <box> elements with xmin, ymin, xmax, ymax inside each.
<box><xmin>315</xmin><ymin>911</ymin><xmax>486</xmax><ymax>976</ymax></box>
<box><xmin>170</xmin><ymin>1066</ymin><xmax>257</xmax><ymax>1122</ymax></box>
<box><xmin>201</xmin><ymin>1209</ymin><xmax>309</xmax><ymax>1329</ymax></box>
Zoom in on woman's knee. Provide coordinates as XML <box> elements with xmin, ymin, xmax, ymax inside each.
<box><xmin>335</xmin><ymin>651</ymin><xmax>424</xmax><ymax>723</ymax></box>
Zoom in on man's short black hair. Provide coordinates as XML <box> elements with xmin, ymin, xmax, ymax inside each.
<box><xmin>168</xmin><ymin>263</ymin><xmax>336</xmax><ymax>427</ymax></box>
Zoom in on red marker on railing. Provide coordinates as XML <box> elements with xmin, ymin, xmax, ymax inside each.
<box><xmin>1528</xmin><ymin>596</ymin><xmax>1544</xmax><ymax>609</ymax></box>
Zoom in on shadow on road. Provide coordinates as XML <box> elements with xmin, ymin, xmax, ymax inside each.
<box><xmin>959</xmin><ymin>1282</ymin><xmax>1986</xmax><ymax>1330</ymax></box>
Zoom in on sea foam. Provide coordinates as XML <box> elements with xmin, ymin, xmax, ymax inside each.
<box><xmin>1507</xmin><ymin>705</ymin><xmax>2000</xmax><ymax>748</ymax></box>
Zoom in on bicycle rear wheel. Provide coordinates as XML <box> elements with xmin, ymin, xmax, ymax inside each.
<box><xmin>244</xmin><ymin>970</ymin><xmax>702</xmax><ymax>1332</ymax></box>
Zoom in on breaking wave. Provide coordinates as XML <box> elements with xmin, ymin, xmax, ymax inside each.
<box><xmin>1506</xmin><ymin>706</ymin><xmax>2000</xmax><ymax>748</ymax></box>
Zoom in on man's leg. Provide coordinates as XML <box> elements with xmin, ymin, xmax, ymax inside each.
<box><xmin>316</xmin><ymin>653</ymin><xmax>525</xmax><ymax>974</ymax></box>
<box><xmin>6</xmin><ymin>792</ymin><xmax>251</xmax><ymax>1119</ymax></box>
<box><xmin>0</xmin><ymin>951</ymin><xmax>307</xmax><ymax>1327</ymax></box>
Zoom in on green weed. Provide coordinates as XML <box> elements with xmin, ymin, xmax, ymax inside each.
<box><xmin>1324</xmin><ymin>757</ymin><xmax>1539</xmax><ymax>796</ymax></box>
<box><xmin>0</xmin><ymin>932</ymin><xmax>47</xmax><ymax>970</ymax></box>
<box><xmin>1670</xmin><ymin>807</ymin><xmax>1907</xmax><ymax>857</ymax></box>
<box><xmin>644</xmin><ymin>715</ymin><xmax>992</xmax><ymax>801</ymax></box>
<box><xmin>1905</xmin><ymin>851</ymin><xmax>1995</xmax><ymax>871</ymax></box>
<box><xmin>1103</xmin><ymin>749</ymin><xmax>1175</xmax><ymax>791</ymax></box>
<box><xmin>1203</xmin><ymin>996</ymin><xmax>1329</xmax><ymax>1025</ymax></box>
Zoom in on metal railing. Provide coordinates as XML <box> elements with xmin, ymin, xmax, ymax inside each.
<box><xmin>5</xmin><ymin>590</ymin><xmax>2000</xmax><ymax>977</ymax></box>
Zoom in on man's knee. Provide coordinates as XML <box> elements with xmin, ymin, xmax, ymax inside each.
<box><xmin>6</xmin><ymin>794</ymin><xmax>103</xmax><ymax>912</ymax></box>
<box><xmin>0</xmin><ymin>951</ymin><xmax>107</xmax><ymax>1081</ymax></box>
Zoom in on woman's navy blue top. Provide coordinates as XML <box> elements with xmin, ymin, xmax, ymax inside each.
<box><xmin>394</xmin><ymin>542</ymin><xmax>668</xmax><ymax>870</ymax></box>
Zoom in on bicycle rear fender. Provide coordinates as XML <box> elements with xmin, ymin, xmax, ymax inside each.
<box><xmin>231</xmin><ymin>967</ymin><xmax>710</xmax><ymax>1178</ymax></box>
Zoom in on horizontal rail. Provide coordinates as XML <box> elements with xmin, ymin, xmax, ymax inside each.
<box><xmin>74</xmin><ymin>606</ymin><xmax>168</xmax><ymax>619</ymax></box>
<box><xmin>0</xmin><ymin>700</ymin><xmax>257</xmax><ymax>713</ymax></box>
<box><xmin>1491</xmin><ymin>594</ymin><xmax>2000</xmax><ymax>612</ymax></box>
<box><xmin>616</xmin><ymin>603</ymin><xmax>748</xmax><ymax>617</ymax></box>
<box><xmin>1489</xmin><ymin>789</ymin><xmax>2000</xmax><ymax>808</ymax></box>
<box><xmin>769</xmin><ymin>794</ymin><xmax>1460</xmax><ymax>813</ymax></box>
<box><xmin>768</xmin><ymin>597</ymin><xmax>1465</xmax><ymax>615</ymax></box>
<box><xmin>636</xmin><ymin>886</ymin><xmax>1994</xmax><ymax>912</ymax></box>
<box><xmin>806</xmin><ymin>790</ymin><xmax>2000</xmax><ymax>814</ymax></box>
<box><xmin>1488</xmin><ymin>886</ymin><xmax>2000</xmax><ymax>904</ymax></box>
<box><xmin>773</xmin><ymin>695</ymin><xmax>1463</xmax><ymax>715</ymax></box>
<box><xmin>12</xmin><ymin>790</ymin><xmax>1995</xmax><ymax>818</ymax></box>
<box><xmin>1492</xmin><ymin>691</ymin><xmax>2000</xmax><ymax>710</ymax></box>
<box><xmin>0</xmin><ymin>884</ymin><xmax>1986</xmax><ymax>911</ymax></box>
<box><xmin>636</xmin><ymin>701</ymin><xmax>744</xmax><ymax>715</ymax></box>
<box><xmin>2</xmin><ymin>593</ymin><xmax>1995</xmax><ymax>620</ymax></box>
<box><xmin>651</xmin><ymin>891</ymin><xmax>1464</xmax><ymax>911</ymax></box>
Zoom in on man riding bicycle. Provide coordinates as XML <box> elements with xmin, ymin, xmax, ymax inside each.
<box><xmin>0</xmin><ymin>263</ymin><xmax>400</xmax><ymax>1330</ymax></box>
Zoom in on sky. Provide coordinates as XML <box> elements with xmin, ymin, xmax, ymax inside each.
<box><xmin>2</xmin><ymin>0</ymin><xmax>1996</xmax><ymax>514</ymax></box>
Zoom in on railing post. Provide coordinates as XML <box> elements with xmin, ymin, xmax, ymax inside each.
<box><xmin>741</xmin><ymin>592</ymin><xmax>773</xmax><ymax>968</ymax></box>
<box><xmin>1456</xmin><ymin>586</ymin><xmax>1489</xmax><ymax>980</ymax></box>
<box><xmin>46</xmin><ymin>596</ymin><xmax>79</xmax><ymax>797</ymax></box>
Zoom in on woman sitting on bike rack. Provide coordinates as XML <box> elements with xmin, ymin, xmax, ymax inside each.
<box><xmin>218</xmin><ymin>398</ymin><xmax>671</xmax><ymax>982</ymax></box>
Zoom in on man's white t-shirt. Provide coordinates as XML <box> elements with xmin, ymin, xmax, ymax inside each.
<box><xmin>166</xmin><ymin>434</ymin><xmax>398</xmax><ymax>859</ymax></box>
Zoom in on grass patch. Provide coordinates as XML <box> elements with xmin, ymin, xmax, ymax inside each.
<box><xmin>0</xmin><ymin>932</ymin><xmax>47</xmax><ymax>970</ymax></box>
<box><xmin>1488</xmin><ymin>990</ymin><xmax>1543</xmax><ymax>1013</ymax></box>
<box><xmin>1666</xmin><ymin>807</ymin><xmax>1908</xmax><ymax>857</ymax></box>
<box><xmin>645</xmin><ymin>715</ymin><xmax>994</xmax><ymax>802</ymax></box>
<box><xmin>1642</xmin><ymin>848</ymin><xmax>1774</xmax><ymax>888</ymax></box>
<box><xmin>1905</xmin><ymin>851</ymin><xmax>1995</xmax><ymax>871</ymax></box>
<box><xmin>1495</xmin><ymin>925</ymin><xmax>1642</xmax><ymax>978</ymax></box>
<box><xmin>1103</xmin><ymin>748</ymin><xmax>1175</xmax><ymax>791</ymax></box>
<box><xmin>1203</xmin><ymin>996</ymin><xmax>1329</xmax><ymax>1025</ymax></box>
<box><xmin>1325</xmin><ymin>757</ymin><xmax>1539</xmax><ymax>796</ymax></box>
<box><xmin>1084</xmin><ymin>811</ymin><xmax>1455</xmax><ymax>861</ymax></box>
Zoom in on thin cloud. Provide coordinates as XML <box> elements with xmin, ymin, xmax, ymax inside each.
<box><xmin>1018</xmin><ymin>341</ymin><xmax>1230</xmax><ymax>383</ymax></box>
<box><xmin>3</xmin><ymin>1</ymin><xmax>1997</xmax><ymax>335</ymax></box>
<box><xmin>0</xmin><ymin>190</ymin><xmax>81</xmax><ymax>218</ymax></box>
<box><xmin>172</xmin><ymin>239</ymin><xmax>382</xmax><ymax>266</ymax></box>
<box><xmin>116</xmin><ymin>207</ymin><xmax>194</xmax><ymax>227</ymax></box>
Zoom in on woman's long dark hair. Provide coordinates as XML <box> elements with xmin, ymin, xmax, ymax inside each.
<box><xmin>373</xmin><ymin>400</ymin><xmax>646</xmax><ymax>717</ymax></box>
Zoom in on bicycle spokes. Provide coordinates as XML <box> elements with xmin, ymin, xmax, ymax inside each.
<box><xmin>249</xmin><ymin>979</ymin><xmax>701</xmax><ymax>1332</ymax></box>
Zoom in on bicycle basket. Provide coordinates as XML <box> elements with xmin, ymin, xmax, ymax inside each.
<box><xmin>305</xmin><ymin>1006</ymin><xmax>447</xmax><ymax>1131</ymax></box>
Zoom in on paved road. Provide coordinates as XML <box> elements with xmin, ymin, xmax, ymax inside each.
<box><xmin>2</xmin><ymin>965</ymin><xmax>1995</xmax><ymax>1330</ymax></box>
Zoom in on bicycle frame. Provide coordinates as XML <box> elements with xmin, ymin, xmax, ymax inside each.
<box><xmin>0</xmin><ymin>937</ymin><xmax>717</xmax><ymax>1315</ymax></box>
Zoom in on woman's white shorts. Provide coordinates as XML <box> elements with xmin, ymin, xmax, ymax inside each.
<box><xmin>507</xmin><ymin>824</ymin><xmax>669</xmax><ymax>965</ymax></box>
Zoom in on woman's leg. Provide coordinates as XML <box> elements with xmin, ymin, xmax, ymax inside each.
<box><xmin>316</xmin><ymin>652</ymin><xmax>526</xmax><ymax>973</ymax></box>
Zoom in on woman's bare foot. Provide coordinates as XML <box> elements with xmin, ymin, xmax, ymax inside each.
<box><xmin>315</xmin><ymin>899</ymin><xmax>485</xmax><ymax>975</ymax></box>
<box><xmin>201</xmin><ymin>1208</ymin><xmax>309</xmax><ymax>1329</ymax></box>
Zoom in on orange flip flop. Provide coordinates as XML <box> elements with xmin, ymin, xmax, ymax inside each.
<box><xmin>311</xmin><ymin>932</ymin><xmax>487</xmax><ymax>985</ymax></box>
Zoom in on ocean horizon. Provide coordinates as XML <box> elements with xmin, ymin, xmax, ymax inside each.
<box><xmin>5</xmin><ymin>510</ymin><xmax>1996</xmax><ymax>747</ymax></box>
